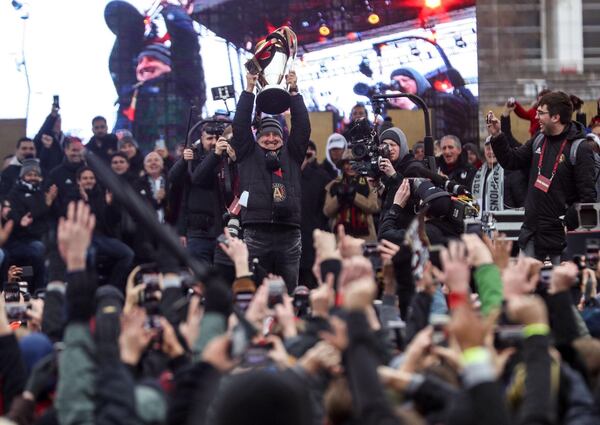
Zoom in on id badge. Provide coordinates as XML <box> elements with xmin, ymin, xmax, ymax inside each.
<box><xmin>534</xmin><ymin>174</ymin><xmax>552</xmax><ymax>193</ymax></box>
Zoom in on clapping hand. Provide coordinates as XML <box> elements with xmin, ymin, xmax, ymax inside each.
<box><xmin>57</xmin><ymin>201</ymin><xmax>95</xmax><ymax>271</ymax></box>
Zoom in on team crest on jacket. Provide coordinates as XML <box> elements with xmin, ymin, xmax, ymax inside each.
<box><xmin>272</xmin><ymin>183</ymin><xmax>286</xmax><ymax>202</ymax></box>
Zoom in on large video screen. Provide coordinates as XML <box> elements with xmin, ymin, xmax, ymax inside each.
<box><xmin>294</xmin><ymin>7</ymin><xmax>479</xmax><ymax>144</ymax></box>
<box><xmin>0</xmin><ymin>0</ymin><xmax>248</xmax><ymax>152</ymax></box>
<box><xmin>1</xmin><ymin>1</ymin><xmax>478</xmax><ymax>149</ymax></box>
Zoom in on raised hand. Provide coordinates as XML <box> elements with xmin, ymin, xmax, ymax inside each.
<box><xmin>57</xmin><ymin>201</ymin><xmax>96</xmax><ymax>271</ymax></box>
<box><xmin>393</xmin><ymin>178</ymin><xmax>411</xmax><ymax>208</ymax></box>
<box><xmin>433</xmin><ymin>241</ymin><xmax>470</xmax><ymax>294</ymax></box>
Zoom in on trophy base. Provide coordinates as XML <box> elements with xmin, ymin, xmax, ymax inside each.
<box><xmin>256</xmin><ymin>86</ymin><xmax>291</xmax><ymax>115</ymax></box>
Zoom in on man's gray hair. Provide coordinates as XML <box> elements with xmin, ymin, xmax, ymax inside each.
<box><xmin>440</xmin><ymin>135</ymin><xmax>462</xmax><ymax>150</ymax></box>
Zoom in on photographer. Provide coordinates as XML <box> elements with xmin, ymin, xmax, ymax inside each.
<box><xmin>169</xmin><ymin>123</ymin><xmax>225</xmax><ymax>264</ymax></box>
<box><xmin>324</xmin><ymin>150</ymin><xmax>380</xmax><ymax>242</ymax></box>
<box><xmin>231</xmin><ymin>70</ymin><xmax>310</xmax><ymax>292</ymax></box>
<box><xmin>487</xmin><ymin>91</ymin><xmax>597</xmax><ymax>262</ymax></box>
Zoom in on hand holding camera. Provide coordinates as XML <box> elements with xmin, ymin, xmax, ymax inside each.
<box><xmin>486</xmin><ymin>111</ymin><xmax>501</xmax><ymax>137</ymax></box>
<box><xmin>215</xmin><ymin>138</ymin><xmax>229</xmax><ymax>156</ymax></box>
<box><xmin>378</xmin><ymin>157</ymin><xmax>396</xmax><ymax>177</ymax></box>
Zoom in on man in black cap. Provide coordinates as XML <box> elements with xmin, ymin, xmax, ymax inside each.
<box><xmin>230</xmin><ymin>71</ymin><xmax>311</xmax><ymax>292</ymax></box>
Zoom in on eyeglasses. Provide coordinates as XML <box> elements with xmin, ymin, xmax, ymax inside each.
<box><xmin>536</xmin><ymin>109</ymin><xmax>550</xmax><ymax>116</ymax></box>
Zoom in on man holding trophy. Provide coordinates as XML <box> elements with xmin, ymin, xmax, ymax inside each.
<box><xmin>230</xmin><ymin>26</ymin><xmax>311</xmax><ymax>292</ymax></box>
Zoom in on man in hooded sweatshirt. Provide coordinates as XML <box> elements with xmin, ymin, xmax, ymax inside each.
<box><xmin>231</xmin><ymin>71</ymin><xmax>311</xmax><ymax>292</ymax></box>
<box><xmin>320</xmin><ymin>133</ymin><xmax>347</xmax><ymax>181</ymax></box>
<box><xmin>389</xmin><ymin>67</ymin><xmax>470</xmax><ymax>143</ymax></box>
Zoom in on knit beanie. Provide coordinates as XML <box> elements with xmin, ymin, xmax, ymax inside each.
<box><xmin>20</xmin><ymin>158</ymin><xmax>42</xmax><ymax>178</ymax></box>
<box><xmin>380</xmin><ymin>127</ymin><xmax>409</xmax><ymax>161</ymax></box>
<box><xmin>259</xmin><ymin>117</ymin><xmax>283</xmax><ymax>138</ymax></box>
<box><xmin>138</xmin><ymin>43</ymin><xmax>172</xmax><ymax>67</ymax></box>
<box><xmin>118</xmin><ymin>135</ymin><xmax>139</xmax><ymax>150</ymax></box>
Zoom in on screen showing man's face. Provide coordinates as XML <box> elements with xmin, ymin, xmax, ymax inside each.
<box><xmin>136</xmin><ymin>55</ymin><xmax>172</xmax><ymax>82</ymax></box>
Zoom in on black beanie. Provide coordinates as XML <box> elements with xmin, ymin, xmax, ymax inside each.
<box><xmin>214</xmin><ymin>370</ymin><xmax>312</xmax><ymax>425</ymax></box>
<box><xmin>259</xmin><ymin>117</ymin><xmax>283</xmax><ymax>138</ymax></box>
<box><xmin>138</xmin><ymin>43</ymin><xmax>172</xmax><ymax>67</ymax></box>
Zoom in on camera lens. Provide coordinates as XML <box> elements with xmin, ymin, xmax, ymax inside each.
<box><xmin>351</xmin><ymin>144</ymin><xmax>368</xmax><ymax>160</ymax></box>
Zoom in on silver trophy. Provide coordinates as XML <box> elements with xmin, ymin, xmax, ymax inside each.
<box><xmin>245</xmin><ymin>26</ymin><xmax>297</xmax><ymax>115</ymax></box>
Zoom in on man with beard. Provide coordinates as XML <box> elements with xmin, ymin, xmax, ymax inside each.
<box><xmin>86</xmin><ymin>116</ymin><xmax>118</xmax><ymax>163</ymax></box>
<box><xmin>487</xmin><ymin>91</ymin><xmax>597</xmax><ymax>262</ymax></box>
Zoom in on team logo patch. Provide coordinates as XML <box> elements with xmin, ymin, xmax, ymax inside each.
<box><xmin>273</xmin><ymin>183</ymin><xmax>286</xmax><ymax>202</ymax></box>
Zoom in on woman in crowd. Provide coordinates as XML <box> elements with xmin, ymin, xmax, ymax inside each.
<box><xmin>323</xmin><ymin>149</ymin><xmax>380</xmax><ymax>241</ymax></box>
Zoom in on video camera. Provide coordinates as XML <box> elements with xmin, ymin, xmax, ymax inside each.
<box><xmin>409</xmin><ymin>178</ymin><xmax>478</xmax><ymax>225</ymax></box>
<box><xmin>346</xmin><ymin>118</ymin><xmax>389</xmax><ymax>176</ymax></box>
<box><xmin>353</xmin><ymin>81</ymin><xmax>401</xmax><ymax>99</ymax></box>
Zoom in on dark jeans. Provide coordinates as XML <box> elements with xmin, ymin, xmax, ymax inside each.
<box><xmin>244</xmin><ymin>225</ymin><xmax>301</xmax><ymax>293</ymax></box>
<box><xmin>92</xmin><ymin>235</ymin><xmax>134</xmax><ymax>290</ymax></box>
<box><xmin>4</xmin><ymin>239</ymin><xmax>46</xmax><ymax>292</ymax></box>
<box><xmin>187</xmin><ymin>237</ymin><xmax>216</xmax><ymax>264</ymax></box>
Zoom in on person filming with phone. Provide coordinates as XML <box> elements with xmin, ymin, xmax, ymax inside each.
<box><xmin>487</xmin><ymin>91</ymin><xmax>597</xmax><ymax>263</ymax></box>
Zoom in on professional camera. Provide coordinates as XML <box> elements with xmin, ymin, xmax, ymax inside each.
<box><xmin>409</xmin><ymin>178</ymin><xmax>478</xmax><ymax>224</ymax></box>
<box><xmin>346</xmin><ymin>118</ymin><xmax>389</xmax><ymax>176</ymax></box>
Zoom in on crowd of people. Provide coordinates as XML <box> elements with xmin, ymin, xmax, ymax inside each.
<box><xmin>1</xmin><ymin>68</ymin><xmax>600</xmax><ymax>425</ymax></box>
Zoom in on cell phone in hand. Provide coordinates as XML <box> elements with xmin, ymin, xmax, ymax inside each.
<box><xmin>4</xmin><ymin>282</ymin><xmax>20</xmax><ymax>303</ymax></box>
<box><xmin>267</xmin><ymin>279</ymin><xmax>285</xmax><ymax>308</ymax></box>
<box><xmin>5</xmin><ymin>303</ymin><xmax>29</xmax><ymax>322</ymax></box>
<box><xmin>20</xmin><ymin>266</ymin><xmax>33</xmax><ymax>278</ymax></box>
<box><xmin>53</xmin><ymin>95</ymin><xmax>60</xmax><ymax>109</ymax></box>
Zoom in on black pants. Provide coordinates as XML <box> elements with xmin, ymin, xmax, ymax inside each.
<box><xmin>244</xmin><ymin>225</ymin><xmax>301</xmax><ymax>293</ymax></box>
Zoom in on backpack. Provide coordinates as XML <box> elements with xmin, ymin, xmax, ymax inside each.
<box><xmin>532</xmin><ymin>132</ymin><xmax>600</xmax><ymax>201</ymax></box>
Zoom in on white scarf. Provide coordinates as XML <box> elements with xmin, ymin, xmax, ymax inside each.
<box><xmin>472</xmin><ymin>162</ymin><xmax>504</xmax><ymax>216</ymax></box>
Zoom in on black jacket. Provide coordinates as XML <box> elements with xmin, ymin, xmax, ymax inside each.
<box><xmin>231</xmin><ymin>91</ymin><xmax>311</xmax><ymax>228</ymax></box>
<box><xmin>0</xmin><ymin>164</ymin><xmax>22</xmax><ymax>199</ymax></box>
<box><xmin>45</xmin><ymin>159</ymin><xmax>84</xmax><ymax>220</ymax></box>
<box><xmin>491</xmin><ymin>121</ymin><xmax>596</xmax><ymax>255</ymax></box>
<box><xmin>500</xmin><ymin>114</ymin><xmax>529</xmax><ymax>209</ymax></box>
<box><xmin>169</xmin><ymin>152</ymin><xmax>223</xmax><ymax>239</ymax></box>
<box><xmin>320</xmin><ymin>160</ymin><xmax>339</xmax><ymax>182</ymax></box>
<box><xmin>83</xmin><ymin>186</ymin><xmax>121</xmax><ymax>238</ymax></box>
<box><xmin>133</xmin><ymin>174</ymin><xmax>170</xmax><ymax>223</ymax></box>
<box><xmin>86</xmin><ymin>134</ymin><xmax>118</xmax><ymax>164</ymax></box>
<box><xmin>7</xmin><ymin>180</ymin><xmax>51</xmax><ymax>240</ymax></box>
<box><xmin>33</xmin><ymin>113</ymin><xmax>65</xmax><ymax>176</ymax></box>
<box><xmin>300</xmin><ymin>161</ymin><xmax>330</xmax><ymax>268</ymax></box>
<box><xmin>437</xmin><ymin>153</ymin><xmax>476</xmax><ymax>188</ymax></box>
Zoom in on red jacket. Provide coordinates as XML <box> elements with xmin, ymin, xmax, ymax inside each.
<box><xmin>514</xmin><ymin>102</ymin><xmax>540</xmax><ymax>136</ymax></box>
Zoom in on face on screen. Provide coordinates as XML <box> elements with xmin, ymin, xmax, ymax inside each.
<box><xmin>136</xmin><ymin>55</ymin><xmax>172</xmax><ymax>82</ymax></box>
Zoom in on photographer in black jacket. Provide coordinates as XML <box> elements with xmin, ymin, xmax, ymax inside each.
<box><xmin>231</xmin><ymin>71</ymin><xmax>310</xmax><ymax>292</ymax></box>
<box><xmin>487</xmin><ymin>91</ymin><xmax>597</xmax><ymax>262</ymax></box>
<box><xmin>169</xmin><ymin>124</ymin><xmax>222</xmax><ymax>264</ymax></box>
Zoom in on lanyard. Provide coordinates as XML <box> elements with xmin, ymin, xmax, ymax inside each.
<box><xmin>537</xmin><ymin>138</ymin><xmax>568</xmax><ymax>180</ymax></box>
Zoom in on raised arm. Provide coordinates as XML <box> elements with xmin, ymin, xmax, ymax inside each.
<box><xmin>286</xmin><ymin>71</ymin><xmax>311</xmax><ymax>164</ymax></box>
<box><xmin>487</xmin><ymin>111</ymin><xmax>534</xmax><ymax>170</ymax></box>
<box><xmin>231</xmin><ymin>73</ymin><xmax>258</xmax><ymax>162</ymax></box>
